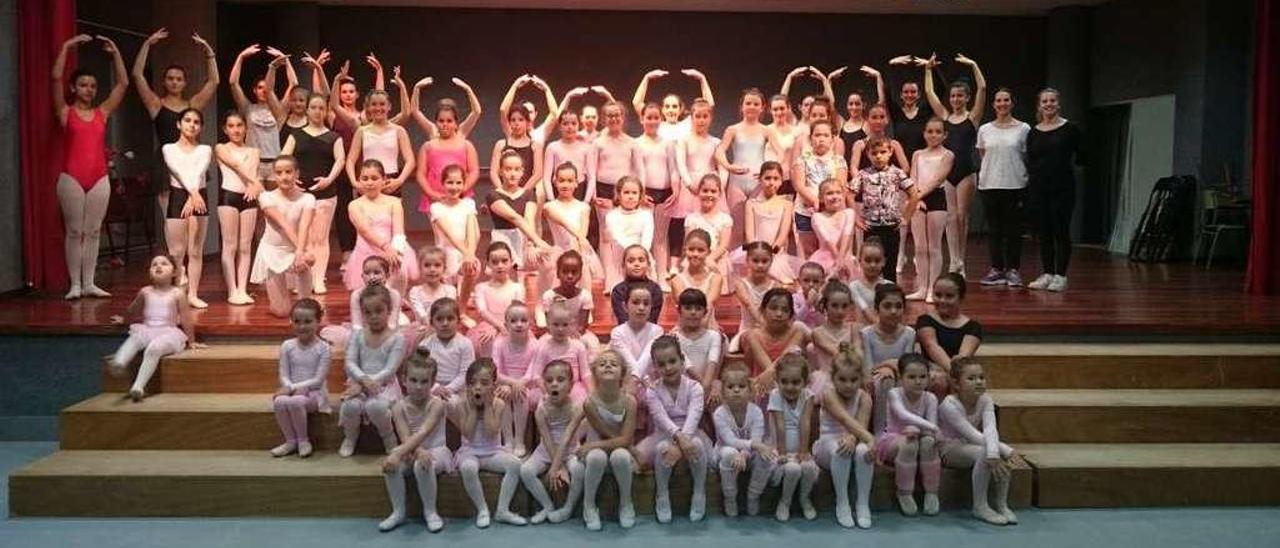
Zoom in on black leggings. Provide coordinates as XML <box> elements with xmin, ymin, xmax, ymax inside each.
<box><xmin>982</xmin><ymin>189</ymin><xmax>1024</xmax><ymax>272</ymax></box>
<box><xmin>335</xmin><ymin>175</ymin><xmax>356</xmax><ymax>252</ymax></box>
<box><xmin>865</xmin><ymin>224</ymin><xmax>902</xmax><ymax>283</ymax></box>
<box><xmin>1033</xmin><ymin>184</ymin><xmax>1074</xmax><ymax>275</ymax></box>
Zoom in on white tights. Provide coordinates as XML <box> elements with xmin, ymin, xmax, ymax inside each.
<box><xmin>583</xmin><ymin>448</ymin><xmax>636</xmax><ymax>525</ymax></box>
<box><xmin>652</xmin><ymin>437</ymin><xmax>708</xmax><ymax>520</ymax></box>
<box><xmin>338</xmin><ymin>396</ymin><xmax>396</xmax><ymax>449</ymax></box>
<box><xmin>716</xmin><ymin>446</ymin><xmax>774</xmax><ymax>512</ymax></box>
<box><xmin>216</xmin><ymin>205</ymin><xmax>257</xmax><ymax>302</ymax></box>
<box><xmin>382</xmin><ymin>448</ymin><xmax>451</xmax><ymax>530</ymax></box>
<box><xmin>308</xmin><ymin>197</ymin><xmax>336</xmax><ymax>290</ymax></box>
<box><xmin>520</xmin><ymin>455</ymin><xmax>585</xmax><ymax>517</ymax></box>
<box><xmin>458</xmin><ymin>452</ymin><xmax>523</xmax><ymax>520</ymax></box>
<box><xmin>911</xmin><ymin>209</ymin><xmax>949</xmax><ymax>299</ymax></box>
<box><xmin>942</xmin><ymin>443</ymin><xmax>1013</xmax><ymax>516</ymax></box>
<box><xmin>112</xmin><ymin>331</ymin><xmax>186</xmax><ymax>394</ymax></box>
<box><xmin>944</xmin><ymin>177</ymin><xmax>977</xmax><ymax>272</ymax></box>
<box><xmin>814</xmin><ymin>437</ymin><xmax>873</xmax><ymax>524</ymax></box>
<box><xmin>56</xmin><ymin>174</ymin><xmax>110</xmax><ymax>294</ymax></box>
<box><xmin>165</xmin><ymin>216</ymin><xmax>209</xmax><ymax>305</ymax></box>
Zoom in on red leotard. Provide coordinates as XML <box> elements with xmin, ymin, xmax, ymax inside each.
<box><xmin>63</xmin><ymin>109</ymin><xmax>108</xmax><ymax>190</ymax></box>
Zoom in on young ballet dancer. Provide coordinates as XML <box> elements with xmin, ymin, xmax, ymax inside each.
<box><xmin>340</xmin><ymin>285</ymin><xmax>406</xmax><ymax>457</ymax></box>
<box><xmin>347</xmin><ymin>256</ymin><xmax>404</xmax><ymax>332</ymax></box>
<box><xmin>487</xmin><ymin>150</ymin><xmax>552</xmax><ymax>270</ymax></box>
<box><xmin>765</xmin><ymin>93</ymin><xmax>803</xmax><ymax>173</ymax></box>
<box><xmin>907</xmin><ymin>118</ymin><xmax>956</xmax><ymax>301</ymax></box>
<box><xmin>683</xmin><ymin>175</ymin><xmax>734</xmax><ymax>285</ymax></box>
<box><xmin>407</xmin><ymin>246</ymin><xmax>458</xmax><ymax>332</ymax></box>
<box><xmin>491</xmin><ymin>101</ymin><xmax>544</xmax><ymax>196</ymax></box>
<box><xmin>640</xmin><ymin>336</ymin><xmax>711</xmax><ymax>523</ymax></box>
<box><xmin>917</xmin><ymin>273</ymin><xmax>983</xmax><ymax>396</ymax></box>
<box><xmin>108</xmin><ymin>254</ymin><xmax>200</xmax><ymax>401</ymax></box>
<box><xmin>603</xmin><ymin>177</ymin><xmax>655</xmax><ymax>290</ymax></box>
<box><xmin>526</xmin><ymin>301</ymin><xmax>593</xmax><ymax>402</ymax></box>
<box><xmin>431</xmin><ymin>165</ymin><xmax>482</xmax><ymax>323</ymax></box>
<box><xmin>133</xmin><ymin>28</ymin><xmax>218</xmax><ymax>213</ymax></box>
<box><xmin>418</xmin><ymin>298</ymin><xmax>475</xmax><ymax>399</ymax></box>
<box><xmin>1027</xmin><ymin>88</ymin><xmax>1082</xmax><ymax>292</ymax></box>
<box><xmin>380</xmin><ymin>350</ymin><xmax>450</xmax><ymax>533</ymax></box>
<box><xmin>921</xmin><ymin>53</ymin><xmax>987</xmax><ymax>278</ymax></box>
<box><xmin>609</xmin><ymin>245</ymin><xmax>664</xmax><ymax>325</ymax></box>
<box><xmin>593</xmin><ymin>99</ymin><xmax>642</xmax><ymax>209</ymax></box>
<box><xmin>636</xmin><ymin>103</ymin><xmax>683</xmax><ymax>281</ymax></box>
<box><xmin>848</xmin><ymin>104</ymin><xmax>911</xmax><ymax>172</ymax></box>
<box><xmin>716</xmin><ymin>89</ymin><xmax>786</xmax><ymax>243</ymax></box>
<box><xmin>280</xmin><ymin>93</ymin><xmax>345</xmax><ymax>293</ymax></box>
<box><xmin>673</xmin><ymin>288</ymin><xmax>723</xmax><ymax>401</ymax></box>
<box><xmin>808</xmin><ymin>279</ymin><xmax>864</xmax><ymax>395</ymax></box>
<box><xmin>493</xmin><ymin>301</ymin><xmax>538</xmax><ymax>458</ymax></box>
<box><xmin>731</xmin><ymin>161</ymin><xmax>800</xmax><ymax>284</ymax></box>
<box><xmin>676</xmin><ymin>99</ymin><xmax>726</xmax><ymax>216</ymax></box>
<box><xmin>53</xmin><ymin>34</ymin><xmax>127</xmax><ymax>299</ymax></box>
<box><xmin>162</xmin><ymin>107</ymin><xmax>212</xmax><ymax>308</ymax></box>
<box><xmin>742</xmin><ymin>288</ymin><xmax>809</xmax><ymax>399</ymax></box>
<box><xmin>539</xmin><ymin>251</ymin><xmax>595</xmax><ymax>347</ymax></box>
<box><xmin>813</xmin><ymin>343</ymin><xmax>875</xmax><ymax>528</ymax></box>
<box><xmin>863</xmin><ymin>284</ymin><xmax>917</xmax><ymax>434</ymax></box>
<box><xmin>729</xmin><ymin>242</ymin><xmax>784</xmax><ymax>354</ymax></box>
<box><xmin>543</xmin><ymin>162</ymin><xmax>602</xmax><ymax>295</ymax></box>
<box><xmin>852</xmin><ymin>137</ymin><xmax>921</xmax><ymax>282</ymax></box>
<box><xmin>791</xmin><ymin>121</ymin><xmax>848</xmax><ymax>257</ymax></box>
<box><xmin>557</xmin><ymin>350</ymin><xmax>639</xmax><ymax>531</ymax></box>
<box><xmin>713</xmin><ymin>365</ymin><xmax>776</xmax><ymax>517</ymax></box>
<box><xmin>499</xmin><ymin>74</ymin><xmax>558</xmax><ymax>146</ymax></box>
<box><xmin>767</xmin><ymin>353</ymin><xmax>820</xmax><ymax>522</ymax></box>
<box><xmin>214</xmin><ymin>111</ymin><xmax>262</xmax><ymax>305</ymax></box>
<box><xmin>418</xmin><ymin>99</ymin><xmax>480</xmax><ymax>213</ymax></box>
<box><xmin>878</xmin><ymin>353</ymin><xmax>941</xmax><ymax>518</ymax></box>
<box><xmin>852</xmin><ymin>238</ymin><xmax>891</xmax><ymax>325</ymax></box>
<box><xmin>406</xmin><ymin>75</ymin><xmax>484</xmax><ymax>139</ymax></box>
<box><xmin>228</xmin><ymin>45</ymin><xmax>290</xmax><ymax>180</ymax></box>
<box><xmin>940</xmin><ymin>357</ymin><xmax>1019</xmax><ymax>525</ymax></box>
<box><xmin>345</xmin><ymin>160</ymin><xmax>418</xmax><ymax>294</ymax></box>
<box><xmin>884</xmin><ymin>58</ymin><xmax>930</xmax><ymax>161</ymax></box>
<box><xmin>520</xmin><ymin>359</ymin><xmax>587</xmax><ymax>524</ymax></box>
<box><xmin>632</xmin><ymin>68</ymin><xmax>715</xmax><ymax>141</ymax></box>
<box><xmin>792</xmin><ymin>262</ymin><xmax>827</xmax><ymax>330</ymax></box>
<box><xmin>270</xmin><ymin>299</ymin><xmax>331</xmax><ymax>458</ymax></box>
<box><xmin>610</xmin><ymin>284</ymin><xmax>665</xmax><ymax>384</ymax></box>
<box><xmin>975</xmin><ymin>89</ymin><xmax>1031</xmax><ymax>288</ymax></box>
<box><xmin>543</xmin><ymin>110</ymin><xmax>597</xmax><ymax>203</ymax></box>
<box><xmin>669</xmin><ymin>230</ymin><xmax>725</xmax><ymax>328</ymax></box>
<box><xmin>344</xmin><ymin>87</ymin><xmax>415</xmax><ymax>198</ymax></box>
<box><xmin>250</xmin><ymin>156</ymin><xmax>316</xmax><ymax>318</ymax></box>
<box><xmin>468</xmin><ymin>242</ymin><xmax>526</xmax><ymax>358</ymax></box>
<box><xmin>449</xmin><ymin>359</ymin><xmax>527</xmax><ymax>527</ymax></box>
<box><xmin>808</xmin><ymin>179</ymin><xmax>858</xmax><ymax>281</ymax></box>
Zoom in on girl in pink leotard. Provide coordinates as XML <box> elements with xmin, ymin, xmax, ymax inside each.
<box><xmin>53</xmin><ymin>34</ymin><xmax>127</xmax><ymax>299</ymax></box>
<box><xmin>636</xmin><ymin>103</ymin><xmax>683</xmax><ymax>282</ymax></box>
<box><xmin>808</xmin><ymin>279</ymin><xmax>864</xmax><ymax>396</ymax></box>
<box><xmin>379</xmin><ymin>351</ymin><xmax>451</xmax><ymax>533</ymax></box>
<box><xmin>417</xmin><ymin>100</ymin><xmax>479</xmax><ymax>213</ymax></box>
<box><xmin>940</xmin><ymin>357</ymin><xmax>1018</xmax><ymax>526</ymax></box>
<box><xmin>345</xmin><ymin>161</ymin><xmax>417</xmax><ymax>293</ymax></box>
<box><xmin>876</xmin><ymin>354</ymin><xmax>941</xmax><ymax>518</ymax></box>
<box><xmin>449</xmin><ymin>359</ymin><xmax>527</xmax><ymax>527</ymax></box>
<box><xmin>467</xmin><ymin>242</ymin><xmax>526</xmax><ymax>358</ymax></box>
<box><xmin>108</xmin><ymin>254</ymin><xmax>201</xmax><ymax>402</ymax></box>
<box><xmin>544</xmin><ymin>110</ymin><xmax>597</xmax><ymax>204</ymax></box>
<box><xmin>270</xmin><ymin>299</ymin><xmax>331</xmax><ymax>458</ymax></box>
<box><xmin>809</xmin><ymin>179</ymin><xmax>857</xmax><ymax>280</ymax></box>
<box><xmin>493</xmin><ymin>301</ymin><xmax>539</xmax><ymax>458</ymax></box>
<box><xmin>907</xmin><ymin>118</ymin><xmax>956</xmax><ymax>303</ymax></box>
<box><xmin>729</xmin><ymin>162</ymin><xmax>800</xmax><ymax>285</ymax></box>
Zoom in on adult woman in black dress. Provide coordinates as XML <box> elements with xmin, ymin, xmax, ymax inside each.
<box><xmin>1025</xmin><ymin>88</ymin><xmax>1082</xmax><ymax>293</ymax></box>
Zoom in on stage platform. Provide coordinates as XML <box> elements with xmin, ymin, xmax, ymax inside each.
<box><xmin>1</xmin><ymin>239</ymin><xmax>1277</xmax><ymax>340</ymax></box>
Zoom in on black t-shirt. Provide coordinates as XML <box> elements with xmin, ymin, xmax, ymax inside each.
<box><xmin>916</xmin><ymin>314</ymin><xmax>983</xmax><ymax>357</ymax></box>
<box><xmin>1027</xmin><ymin>121</ymin><xmax>1082</xmax><ymax>190</ymax></box>
<box><xmin>889</xmin><ymin>101</ymin><xmax>929</xmax><ymax>160</ymax></box>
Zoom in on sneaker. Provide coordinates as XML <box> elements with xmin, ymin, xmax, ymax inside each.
<box><xmin>1048</xmin><ymin>275</ymin><xmax>1068</xmax><ymax>292</ymax></box>
<box><xmin>1027</xmin><ymin>273</ymin><xmax>1053</xmax><ymax>290</ymax></box>
<box><xmin>979</xmin><ymin>269</ymin><xmax>1006</xmax><ymax>286</ymax></box>
<box><xmin>1005</xmin><ymin>270</ymin><xmax>1023</xmax><ymax>287</ymax></box>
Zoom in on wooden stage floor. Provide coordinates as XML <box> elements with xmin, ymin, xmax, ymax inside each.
<box><xmin>2</xmin><ymin>239</ymin><xmax>1277</xmax><ymax>339</ymax></box>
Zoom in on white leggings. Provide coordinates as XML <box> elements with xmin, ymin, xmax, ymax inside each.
<box><xmin>383</xmin><ymin>448</ymin><xmax>452</xmax><ymax>519</ymax></box>
<box><xmin>112</xmin><ymin>331</ymin><xmax>186</xmax><ymax>394</ymax></box>
<box><xmin>942</xmin><ymin>442</ymin><xmax>1014</xmax><ymax>511</ymax></box>
<box><xmin>520</xmin><ymin>454</ymin><xmax>585</xmax><ymax>514</ymax></box>
<box><xmin>458</xmin><ymin>451</ymin><xmax>523</xmax><ymax>516</ymax></box>
<box><xmin>338</xmin><ymin>396</ymin><xmax>395</xmax><ymax>443</ymax></box>
<box><xmin>216</xmin><ymin>205</ymin><xmax>257</xmax><ymax>299</ymax></box>
<box><xmin>716</xmin><ymin>446</ymin><xmax>774</xmax><ymax>502</ymax></box>
<box><xmin>56</xmin><ymin>174</ymin><xmax>110</xmax><ymax>290</ymax></box>
<box><xmin>583</xmin><ymin>447</ymin><xmax>636</xmax><ymax>513</ymax></box>
<box><xmin>165</xmin><ymin>216</ymin><xmax>209</xmax><ymax>299</ymax></box>
<box><xmin>813</xmin><ymin>437</ymin><xmax>874</xmax><ymax>513</ymax></box>
<box><xmin>308</xmin><ymin>197</ymin><xmax>337</xmax><ymax>288</ymax></box>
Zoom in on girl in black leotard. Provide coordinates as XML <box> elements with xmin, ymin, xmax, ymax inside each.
<box><xmin>281</xmin><ymin>94</ymin><xmax>346</xmax><ymax>294</ymax></box>
<box><xmin>132</xmin><ymin>28</ymin><xmax>219</xmax><ymax>217</ymax></box>
<box><xmin>921</xmin><ymin>53</ymin><xmax>986</xmax><ymax>278</ymax></box>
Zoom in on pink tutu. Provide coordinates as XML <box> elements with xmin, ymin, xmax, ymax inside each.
<box><xmin>127</xmin><ymin>323</ymin><xmax>187</xmax><ymax>346</ymax></box>
<box><xmin>343</xmin><ymin>211</ymin><xmax>419</xmax><ymax>290</ymax></box>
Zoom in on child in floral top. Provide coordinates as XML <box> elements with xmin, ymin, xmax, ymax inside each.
<box><xmin>852</xmin><ymin>137</ymin><xmax>920</xmax><ymax>282</ymax></box>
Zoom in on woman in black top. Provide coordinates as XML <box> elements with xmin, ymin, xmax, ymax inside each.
<box><xmin>281</xmin><ymin>94</ymin><xmax>345</xmax><ymax>294</ymax></box>
<box><xmin>1026</xmin><ymin>88</ymin><xmax>1082</xmax><ymax>292</ymax></box>
<box><xmin>916</xmin><ymin>273</ymin><xmax>983</xmax><ymax>396</ymax></box>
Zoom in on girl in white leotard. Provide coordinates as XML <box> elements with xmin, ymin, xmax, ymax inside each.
<box><xmin>716</xmin><ymin>89</ymin><xmax>786</xmax><ymax>247</ymax></box>
<box><xmin>379</xmin><ymin>351</ymin><xmax>451</xmax><ymax>533</ymax></box>
<box><xmin>557</xmin><ymin>350</ymin><xmax>639</xmax><ymax>531</ymax></box>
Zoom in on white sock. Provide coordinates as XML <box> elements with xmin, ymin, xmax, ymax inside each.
<box><xmin>380</xmin><ymin>466</ymin><xmax>407</xmax><ymax>531</ymax></box>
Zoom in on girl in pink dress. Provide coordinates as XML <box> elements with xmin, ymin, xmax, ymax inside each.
<box><xmin>877</xmin><ymin>354</ymin><xmax>942</xmax><ymax>518</ymax></box>
<box><xmin>676</xmin><ymin>99</ymin><xmax>726</xmax><ymax>214</ymax></box>
<box><xmin>729</xmin><ymin>162</ymin><xmax>800</xmax><ymax>285</ymax></box>
<box><xmin>270</xmin><ymin>299</ymin><xmax>331</xmax><ymax>458</ymax></box>
<box><xmin>449</xmin><ymin>359</ymin><xmax>527</xmax><ymax>527</ymax></box>
<box><xmin>339</xmin><ymin>285</ymin><xmax>405</xmax><ymax>457</ymax></box>
<box><xmin>467</xmin><ymin>242</ymin><xmax>526</xmax><ymax>358</ymax></box>
<box><xmin>545</xmin><ymin>110</ymin><xmax>597</xmax><ymax>204</ymax></box>
<box><xmin>417</xmin><ymin>100</ymin><xmax>479</xmax><ymax>213</ymax></box>
<box><xmin>108</xmin><ymin>254</ymin><xmax>201</xmax><ymax>402</ymax></box>
<box><xmin>345</xmin><ymin>161</ymin><xmax>418</xmax><ymax>292</ymax></box>
<box><xmin>525</xmin><ymin>302</ymin><xmax>593</xmax><ymax>402</ymax></box>
<box><xmin>809</xmin><ymin>179</ymin><xmax>858</xmax><ymax>281</ymax></box>
<box><xmin>493</xmin><ymin>301</ymin><xmax>539</xmax><ymax>457</ymax></box>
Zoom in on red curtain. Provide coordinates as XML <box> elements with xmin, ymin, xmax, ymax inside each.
<box><xmin>1247</xmin><ymin>0</ymin><xmax>1280</xmax><ymax>295</ymax></box>
<box><xmin>18</xmin><ymin>0</ymin><xmax>76</xmax><ymax>291</ymax></box>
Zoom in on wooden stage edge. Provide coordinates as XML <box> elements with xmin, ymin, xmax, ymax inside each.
<box><xmin>3</xmin><ymin>239</ymin><xmax>1278</xmax><ymax>339</ymax></box>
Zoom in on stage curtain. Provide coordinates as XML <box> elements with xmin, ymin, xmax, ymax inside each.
<box><xmin>17</xmin><ymin>0</ymin><xmax>76</xmax><ymax>291</ymax></box>
<box><xmin>1247</xmin><ymin>0</ymin><xmax>1279</xmax><ymax>295</ymax></box>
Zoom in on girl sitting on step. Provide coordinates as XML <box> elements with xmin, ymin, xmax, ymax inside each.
<box><xmin>108</xmin><ymin>254</ymin><xmax>203</xmax><ymax>402</ymax></box>
<box><xmin>270</xmin><ymin>298</ymin><xmax>331</xmax><ymax>458</ymax></box>
<box><xmin>379</xmin><ymin>350</ymin><xmax>450</xmax><ymax>533</ymax></box>
<box><xmin>339</xmin><ymin>285</ymin><xmax>405</xmax><ymax>457</ymax></box>
<box><xmin>939</xmin><ymin>356</ymin><xmax>1019</xmax><ymax>526</ymax></box>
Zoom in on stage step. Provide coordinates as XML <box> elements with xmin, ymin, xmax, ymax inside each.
<box><xmin>103</xmin><ymin>343</ymin><xmax>1280</xmax><ymax>394</ymax></box>
<box><xmin>8</xmin><ymin>449</ymin><xmax>1030</xmax><ymax>518</ymax></box>
<box><xmin>992</xmin><ymin>389</ymin><xmax>1280</xmax><ymax>443</ymax></box>
<box><xmin>1020</xmin><ymin>443</ymin><xmax>1280</xmax><ymax>507</ymax></box>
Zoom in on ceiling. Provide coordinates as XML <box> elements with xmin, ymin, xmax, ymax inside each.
<box><xmin>251</xmin><ymin>0</ymin><xmax>1109</xmax><ymax>16</ymax></box>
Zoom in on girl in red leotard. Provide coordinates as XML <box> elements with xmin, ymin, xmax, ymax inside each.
<box><xmin>53</xmin><ymin>34</ymin><xmax>128</xmax><ymax>299</ymax></box>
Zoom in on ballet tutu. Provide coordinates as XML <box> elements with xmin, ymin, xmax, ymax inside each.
<box><xmin>128</xmin><ymin>323</ymin><xmax>187</xmax><ymax>347</ymax></box>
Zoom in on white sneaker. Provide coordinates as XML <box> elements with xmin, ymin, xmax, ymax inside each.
<box><xmin>1027</xmin><ymin>273</ymin><xmax>1053</xmax><ymax>290</ymax></box>
<box><xmin>1048</xmin><ymin>275</ymin><xmax>1068</xmax><ymax>292</ymax></box>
